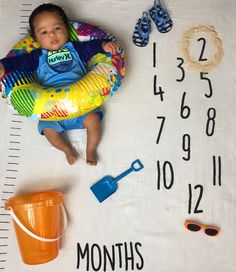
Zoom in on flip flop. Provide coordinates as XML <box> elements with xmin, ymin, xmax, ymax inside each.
<box><xmin>149</xmin><ymin>0</ymin><xmax>173</xmax><ymax>33</ymax></box>
<box><xmin>132</xmin><ymin>12</ymin><xmax>151</xmax><ymax>47</ymax></box>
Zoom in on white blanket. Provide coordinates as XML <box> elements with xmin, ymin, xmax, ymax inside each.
<box><xmin>0</xmin><ymin>0</ymin><xmax>236</xmax><ymax>271</ymax></box>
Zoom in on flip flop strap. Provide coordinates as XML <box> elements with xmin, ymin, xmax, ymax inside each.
<box><xmin>137</xmin><ymin>12</ymin><xmax>150</xmax><ymax>38</ymax></box>
<box><xmin>155</xmin><ymin>0</ymin><xmax>158</xmax><ymax>9</ymax></box>
<box><xmin>155</xmin><ymin>0</ymin><xmax>168</xmax><ymax>14</ymax></box>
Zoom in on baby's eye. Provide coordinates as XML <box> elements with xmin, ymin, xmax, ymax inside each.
<box><xmin>55</xmin><ymin>27</ymin><xmax>61</xmax><ymax>31</ymax></box>
<box><xmin>41</xmin><ymin>30</ymin><xmax>47</xmax><ymax>35</ymax></box>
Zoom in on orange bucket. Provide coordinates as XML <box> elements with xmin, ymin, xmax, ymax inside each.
<box><xmin>5</xmin><ymin>191</ymin><xmax>67</xmax><ymax>265</ymax></box>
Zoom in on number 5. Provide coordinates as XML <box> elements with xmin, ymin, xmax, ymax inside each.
<box><xmin>200</xmin><ymin>72</ymin><xmax>213</xmax><ymax>98</ymax></box>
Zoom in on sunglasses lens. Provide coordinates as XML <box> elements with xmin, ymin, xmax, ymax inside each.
<box><xmin>205</xmin><ymin>228</ymin><xmax>218</xmax><ymax>236</ymax></box>
<box><xmin>187</xmin><ymin>223</ymin><xmax>201</xmax><ymax>232</ymax></box>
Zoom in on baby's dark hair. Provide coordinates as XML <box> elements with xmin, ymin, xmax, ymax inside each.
<box><xmin>29</xmin><ymin>3</ymin><xmax>69</xmax><ymax>39</ymax></box>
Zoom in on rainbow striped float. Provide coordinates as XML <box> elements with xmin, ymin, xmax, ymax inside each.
<box><xmin>0</xmin><ymin>22</ymin><xmax>125</xmax><ymax>120</ymax></box>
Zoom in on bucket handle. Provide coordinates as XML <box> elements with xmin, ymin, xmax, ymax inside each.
<box><xmin>8</xmin><ymin>203</ymin><xmax>68</xmax><ymax>243</ymax></box>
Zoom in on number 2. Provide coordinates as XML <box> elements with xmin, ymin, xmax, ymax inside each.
<box><xmin>198</xmin><ymin>37</ymin><xmax>207</xmax><ymax>61</ymax></box>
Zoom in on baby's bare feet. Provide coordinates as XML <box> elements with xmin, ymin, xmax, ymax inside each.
<box><xmin>64</xmin><ymin>147</ymin><xmax>78</xmax><ymax>165</ymax></box>
<box><xmin>86</xmin><ymin>150</ymin><xmax>98</xmax><ymax>166</ymax></box>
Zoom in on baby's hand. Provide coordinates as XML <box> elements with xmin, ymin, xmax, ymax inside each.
<box><xmin>102</xmin><ymin>41</ymin><xmax>118</xmax><ymax>54</ymax></box>
<box><xmin>0</xmin><ymin>63</ymin><xmax>5</xmax><ymax>78</ymax></box>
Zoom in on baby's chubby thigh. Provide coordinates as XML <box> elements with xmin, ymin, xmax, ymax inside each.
<box><xmin>62</xmin><ymin>109</ymin><xmax>103</xmax><ymax>131</ymax></box>
<box><xmin>81</xmin><ymin>109</ymin><xmax>104</xmax><ymax>129</ymax></box>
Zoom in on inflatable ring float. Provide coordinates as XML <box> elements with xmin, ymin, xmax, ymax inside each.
<box><xmin>0</xmin><ymin>21</ymin><xmax>125</xmax><ymax>120</ymax></box>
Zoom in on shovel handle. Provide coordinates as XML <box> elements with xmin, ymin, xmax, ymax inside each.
<box><xmin>131</xmin><ymin>159</ymin><xmax>144</xmax><ymax>171</ymax></box>
<box><xmin>113</xmin><ymin>159</ymin><xmax>144</xmax><ymax>183</ymax></box>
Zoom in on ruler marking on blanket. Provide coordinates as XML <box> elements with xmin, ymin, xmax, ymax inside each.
<box><xmin>0</xmin><ymin>122</ymin><xmax>22</xmax><ymax>269</ymax></box>
<box><xmin>11</xmin><ymin>120</ymin><xmax>23</xmax><ymax>123</ymax></box>
<box><xmin>0</xmin><ymin>3</ymin><xmax>33</xmax><ymax>270</ymax></box>
<box><xmin>20</xmin><ymin>3</ymin><xmax>32</xmax><ymax>36</ymax></box>
<box><xmin>10</xmin><ymin>128</ymin><xmax>21</xmax><ymax>131</ymax></box>
<box><xmin>9</xmin><ymin>134</ymin><xmax>20</xmax><ymax>137</ymax></box>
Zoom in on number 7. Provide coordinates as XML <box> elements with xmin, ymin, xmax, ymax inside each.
<box><xmin>156</xmin><ymin>116</ymin><xmax>165</xmax><ymax>144</ymax></box>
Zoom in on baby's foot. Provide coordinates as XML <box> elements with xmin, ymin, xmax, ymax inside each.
<box><xmin>64</xmin><ymin>147</ymin><xmax>78</xmax><ymax>165</ymax></box>
<box><xmin>86</xmin><ymin>149</ymin><xmax>98</xmax><ymax>166</ymax></box>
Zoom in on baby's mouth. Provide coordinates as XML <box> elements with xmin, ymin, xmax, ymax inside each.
<box><xmin>51</xmin><ymin>40</ymin><xmax>58</xmax><ymax>45</ymax></box>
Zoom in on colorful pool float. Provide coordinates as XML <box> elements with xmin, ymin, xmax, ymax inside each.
<box><xmin>0</xmin><ymin>22</ymin><xmax>125</xmax><ymax>120</ymax></box>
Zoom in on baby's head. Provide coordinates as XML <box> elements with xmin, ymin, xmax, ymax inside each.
<box><xmin>29</xmin><ymin>3</ymin><xmax>69</xmax><ymax>51</ymax></box>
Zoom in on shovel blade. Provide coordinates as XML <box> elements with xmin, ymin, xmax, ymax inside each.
<box><xmin>90</xmin><ymin>176</ymin><xmax>118</xmax><ymax>203</ymax></box>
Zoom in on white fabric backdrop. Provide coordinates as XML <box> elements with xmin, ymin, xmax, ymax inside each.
<box><xmin>0</xmin><ymin>0</ymin><xmax>236</xmax><ymax>271</ymax></box>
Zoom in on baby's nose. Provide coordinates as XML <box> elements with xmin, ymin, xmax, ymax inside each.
<box><xmin>49</xmin><ymin>30</ymin><xmax>56</xmax><ymax>37</ymax></box>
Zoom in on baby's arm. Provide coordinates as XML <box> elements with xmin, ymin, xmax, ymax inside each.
<box><xmin>0</xmin><ymin>49</ymin><xmax>41</xmax><ymax>77</ymax></box>
<box><xmin>73</xmin><ymin>39</ymin><xmax>118</xmax><ymax>63</ymax></box>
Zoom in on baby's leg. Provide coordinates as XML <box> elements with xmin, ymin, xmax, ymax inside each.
<box><xmin>83</xmin><ymin>112</ymin><xmax>101</xmax><ymax>165</ymax></box>
<box><xmin>43</xmin><ymin>128</ymin><xmax>78</xmax><ymax>165</ymax></box>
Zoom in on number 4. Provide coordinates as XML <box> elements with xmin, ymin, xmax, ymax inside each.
<box><xmin>153</xmin><ymin>75</ymin><xmax>164</xmax><ymax>101</ymax></box>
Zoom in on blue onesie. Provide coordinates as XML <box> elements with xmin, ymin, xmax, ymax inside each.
<box><xmin>0</xmin><ymin>40</ymin><xmax>105</xmax><ymax>134</ymax></box>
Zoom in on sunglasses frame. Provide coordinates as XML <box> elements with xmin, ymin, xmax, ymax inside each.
<box><xmin>184</xmin><ymin>220</ymin><xmax>220</xmax><ymax>237</ymax></box>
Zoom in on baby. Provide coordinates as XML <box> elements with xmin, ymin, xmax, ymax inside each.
<box><xmin>0</xmin><ymin>3</ymin><xmax>118</xmax><ymax>165</ymax></box>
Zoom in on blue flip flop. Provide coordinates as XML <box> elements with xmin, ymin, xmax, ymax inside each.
<box><xmin>132</xmin><ymin>12</ymin><xmax>151</xmax><ymax>47</ymax></box>
<box><xmin>149</xmin><ymin>0</ymin><xmax>173</xmax><ymax>33</ymax></box>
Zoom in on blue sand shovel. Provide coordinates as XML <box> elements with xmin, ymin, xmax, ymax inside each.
<box><xmin>90</xmin><ymin>159</ymin><xmax>144</xmax><ymax>203</ymax></box>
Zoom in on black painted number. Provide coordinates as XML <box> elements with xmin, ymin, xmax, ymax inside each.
<box><xmin>200</xmin><ymin>72</ymin><xmax>213</xmax><ymax>98</ymax></box>
<box><xmin>153</xmin><ymin>75</ymin><xmax>164</xmax><ymax>101</ymax></box>
<box><xmin>188</xmin><ymin>184</ymin><xmax>204</xmax><ymax>214</ymax></box>
<box><xmin>156</xmin><ymin>116</ymin><xmax>165</xmax><ymax>144</ymax></box>
<box><xmin>206</xmin><ymin>108</ymin><xmax>216</xmax><ymax>136</ymax></box>
<box><xmin>157</xmin><ymin>161</ymin><xmax>174</xmax><ymax>190</ymax></box>
<box><xmin>180</xmin><ymin>92</ymin><xmax>191</xmax><ymax>119</ymax></box>
<box><xmin>198</xmin><ymin>37</ymin><xmax>207</xmax><ymax>62</ymax></box>
<box><xmin>153</xmin><ymin>42</ymin><xmax>157</xmax><ymax>68</ymax></box>
<box><xmin>176</xmin><ymin>57</ymin><xmax>185</xmax><ymax>82</ymax></box>
<box><xmin>182</xmin><ymin>134</ymin><xmax>191</xmax><ymax>161</ymax></box>
<box><xmin>213</xmin><ymin>155</ymin><xmax>222</xmax><ymax>186</ymax></box>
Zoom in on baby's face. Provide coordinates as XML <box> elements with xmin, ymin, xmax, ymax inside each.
<box><xmin>33</xmin><ymin>11</ymin><xmax>68</xmax><ymax>51</ymax></box>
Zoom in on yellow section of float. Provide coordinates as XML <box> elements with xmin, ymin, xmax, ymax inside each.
<box><xmin>22</xmin><ymin>72</ymin><xmax>110</xmax><ymax>120</ymax></box>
